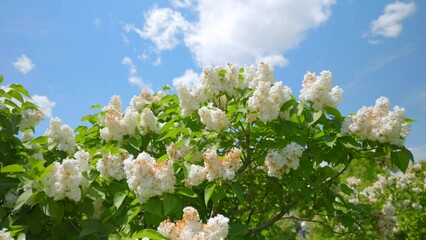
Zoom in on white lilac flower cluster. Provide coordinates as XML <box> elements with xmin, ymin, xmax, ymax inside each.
<box><xmin>42</xmin><ymin>151</ymin><xmax>90</xmax><ymax>201</ymax></box>
<box><xmin>100</xmin><ymin>96</ymin><xmax>138</xmax><ymax>141</ymax></box>
<box><xmin>123</xmin><ymin>152</ymin><xmax>175</xmax><ymax>204</ymax></box>
<box><xmin>157</xmin><ymin>206</ymin><xmax>229</xmax><ymax>240</ymax></box>
<box><xmin>166</xmin><ymin>143</ymin><xmax>202</xmax><ymax>163</ymax></box>
<box><xmin>264</xmin><ymin>142</ymin><xmax>304</xmax><ymax>179</ymax></box>
<box><xmin>128</xmin><ymin>89</ymin><xmax>164</xmax><ymax>112</ymax></box>
<box><xmin>3</xmin><ymin>189</ymin><xmax>19</xmax><ymax>209</ymax></box>
<box><xmin>186</xmin><ymin>148</ymin><xmax>242</xmax><ymax>187</ymax></box>
<box><xmin>248</xmin><ymin>81</ymin><xmax>292</xmax><ymax>122</ymax></box>
<box><xmin>198</xmin><ymin>106</ymin><xmax>230</xmax><ymax>132</ymax></box>
<box><xmin>96</xmin><ymin>153</ymin><xmax>128</xmax><ymax>180</ymax></box>
<box><xmin>341</xmin><ymin>97</ymin><xmax>410</xmax><ymax>146</ymax></box>
<box><xmin>361</xmin><ymin>174</ymin><xmax>388</xmax><ymax>203</ymax></box>
<box><xmin>45</xmin><ymin>117</ymin><xmax>76</xmax><ymax>154</ymax></box>
<box><xmin>299</xmin><ymin>71</ymin><xmax>343</xmax><ymax>111</ymax></box>
<box><xmin>0</xmin><ymin>228</ymin><xmax>14</xmax><ymax>240</ymax></box>
<box><xmin>140</xmin><ymin>108</ymin><xmax>161</xmax><ymax>134</ymax></box>
<box><xmin>19</xmin><ymin>108</ymin><xmax>44</xmax><ymax>130</ymax></box>
<box><xmin>346</xmin><ymin>176</ymin><xmax>361</xmax><ymax>187</ymax></box>
<box><xmin>177</xmin><ymin>62</ymin><xmax>292</xmax><ymax>122</ymax></box>
<box><xmin>374</xmin><ymin>200</ymin><xmax>397</xmax><ymax>239</ymax></box>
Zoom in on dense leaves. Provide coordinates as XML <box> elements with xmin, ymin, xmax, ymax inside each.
<box><xmin>0</xmin><ymin>66</ymin><xmax>418</xmax><ymax>240</ymax></box>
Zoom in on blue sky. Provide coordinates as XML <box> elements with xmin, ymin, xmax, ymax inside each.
<box><xmin>1</xmin><ymin>0</ymin><xmax>426</xmax><ymax>160</ymax></box>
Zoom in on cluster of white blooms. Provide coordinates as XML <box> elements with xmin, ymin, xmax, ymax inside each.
<box><xmin>42</xmin><ymin>151</ymin><xmax>90</xmax><ymax>201</ymax></box>
<box><xmin>177</xmin><ymin>84</ymin><xmax>205</xmax><ymax>117</ymax></box>
<box><xmin>128</xmin><ymin>89</ymin><xmax>164</xmax><ymax>112</ymax></box>
<box><xmin>198</xmin><ymin>106</ymin><xmax>230</xmax><ymax>132</ymax></box>
<box><xmin>264</xmin><ymin>142</ymin><xmax>304</xmax><ymax>179</ymax></box>
<box><xmin>123</xmin><ymin>152</ymin><xmax>175</xmax><ymax>204</ymax></box>
<box><xmin>199</xmin><ymin>65</ymin><xmax>240</xmax><ymax>97</ymax></box>
<box><xmin>346</xmin><ymin>176</ymin><xmax>361</xmax><ymax>187</ymax></box>
<box><xmin>361</xmin><ymin>174</ymin><xmax>388</xmax><ymax>203</ymax></box>
<box><xmin>45</xmin><ymin>117</ymin><xmax>76</xmax><ymax>154</ymax></box>
<box><xmin>157</xmin><ymin>206</ymin><xmax>229</xmax><ymax>240</ymax></box>
<box><xmin>96</xmin><ymin>153</ymin><xmax>128</xmax><ymax>180</ymax></box>
<box><xmin>100</xmin><ymin>95</ymin><xmax>138</xmax><ymax>141</ymax></box>
<box><xmin>140</xmin><ymin>108</ymin><xmax>161</xmax><ymax>134</ymax></box>
<box><xmin>177</xmin><ymin>62</ymin><xmax>289</xmax><ymax>119</ymax></box>
<box><xmin>396</xmin><ymin>172</ymin><xmax>415</xmax><ymax>190</ymax></box>
<box><xmin>186</xmin><ymin>148</ymin><xmax>242</xmax><ymax>186</ymax></box>
<box><xmin>166</xmin><ymin>143</ymin><xmax>202</xmax><ymax>162</ymax></box>
<box><xmin>0</xmin><ymin>228</ymin><xmax>14</xmax><ymax>240</ymax></box>
<box><xmin>19</xmin><ymin>108</ymin><xmax>44</xmax><ymax>130</ymax></box>
<box><xmin>341</xmin><ymin>97</ymin><xmax>410</xmax><ymax>146</ymax></box>
<box><xmin>3</xmin><ymin>190</ymin><xmax>18</xmax><ymax>209</ymax></box>
<box><xmin>299</xmin><ymin>71</ymin><xmax>343</xmax><ymax>111</ymax></box>
<box><xmin>248</xmin><ymin>81</ymin><xmax>292</xmax><ymax>122</ymax></box>
<box><xmin>374</xmin><ymin>201</ymin><xmax>397</xmax><ymax>239</ymax></box>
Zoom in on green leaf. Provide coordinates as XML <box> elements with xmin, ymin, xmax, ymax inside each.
<box><xmin>7</xmin><ymin>89</ymin><xmax>24</xmax><ymax>103</ymax></box>
<box><xmin>218</xmin><ymin>69</ymin><xmax>227</xmax><ymax>78</ymax></box>
<box><xmin>162</xmin><ymin>85</ymin><xmax>172</xmax><ymax>91</ymax></box>
<box><xmin>176</xmin><ymin>187</ymin><xmax>198</xmax><ymax>198</ymax></box>
<box><xmin>9</xmin><ymin>84</ymin><xmax>31</xmax><ymax>98</ymax></box>
<box><xmin>1</xmin><ymin>164</ymin><xmax>25</xmax><ymax>173</ymax></box>
<box><xmin>108</xmin><ymin>234</ymin><xmax>122</xmax><ymax>240</ymax></box>
<box><xmin>325</xmin><ymin>106</ymin><xmax>343</xmax><ymax>119</ymax></box>
<box><xmin>204</xmin><ymin>183</ymin><xmax>216</xmax><ymax>207</ymax></box>
<box><xmin>0</xmin><ymin>177</ymin><xmax>19</xmax><ymax>190</ymax></box>
<box><xmin>126</xmin><ymin>206</ymin><xmax>142</xmax><ymax>224</ymax></box>
<box><xmin>340</xmin><ymin>184</ymin><xmax>354</xmax><ymax>195</ymax></box>
<box><xmin>14</xmin><ymin>189</ymin><xmax>33</xmax><ymax>211</ymax></box>
<box><xmin>113</xmin><ymin>191</ymin><xmax>127</xmax><ymax>209</ymax></box>
<box><xmin>91</xmin><ymin>104</ymin><xmax>102</xmax><ymax>109</ymax></box>
<box><xmin>144</xmin><ymin>199</ymin><xmax>163</xmax><ymax>217</ymax></box>
<box><xmin>309</xmin><ymin>110</ymin><xmax>323</xmax><ymax>126</ymax></box>
<box><xmin>131</xmin><ymin>229</ymin><xmax>167</xmax><ymax>240</ymax></box>
<box><xmin>42</xmin><ymin>199</ymin><xmax>64</xmax><ymax>223</ymax></box>
<box><xmin>391</xmin><ymin>148</ymin><xmax>412</xmax><ymax>172</ymax></box>
<box><xmin>30</xmin><ymin>135</ymin><xmax>48</xmax><ymax>144</ymax></box>
<box><xmin>231</xmin><ymin>183</ymin><xmax>245</xmax><ymax>203</ymax></box>
<box><xmin>163</xmin><ymin>194</ymin><xmax>178</xmax><ymax>216</ymax></box>
<box><xmin>79</xmin><ymin>219</ymin><xmax>100</xmax><ymax>237</ymax></box>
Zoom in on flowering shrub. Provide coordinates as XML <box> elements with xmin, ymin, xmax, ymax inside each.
<box><xmin>0</xmin><ymin>63</ymin><xmax>415</xmax><ymax>240</ymax></box>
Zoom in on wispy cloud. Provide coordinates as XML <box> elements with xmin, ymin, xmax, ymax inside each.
<box><xmin>170</xmin><ymin>0</ymin><xmax>193</xmax><ymax>9</ymax></box>
<box><xmin>124</xmin><ymin>7</ymin><xmax>189</xmax><ymax>51</ymax></box>
<box><xmin>94</xmin><ymin>18</ymin><xmax>102</xmax><ymax>28</ymax></box>
<box><xmin>368</xmin><ymin>1</ymin><xmax>415</xmax><ymax>42</ymax></box>
<box><xmin>347</xmin><ymin>45</ymin><xmax>414</xmax><ymax>88</ymax></box>
<box><xmin>126</xmin><ymin>0</ymin><xmax>336</xmax><ymax>67</ymax></box>
<box><xmin>122</xmin><ymin>57</ymin><xmax>151</xmax><ymax>90</ymax></box>
<box><xmin>172</xmin><ymin>69</ymin><xmax>199</xmax><ymax>88</ymax></box>
<box><xmin>13</xmin><ymin>54</ymin><xmax>36</xmax><ymax>74</ymax></box>
<box><xmin>32</xmin><ymin>95</ymin><xmax>56</xmax><ymax>118</ymax></box>
<box><xmin>410</xmin><ymin>145</ymin><xmax>426</xmax><ymax>162</ymax></box>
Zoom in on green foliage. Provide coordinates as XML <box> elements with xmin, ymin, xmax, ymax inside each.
<box><xmin>0</xmin><ymin>71</ymin><xmax>417</xmax><ymax>240</ymax></box>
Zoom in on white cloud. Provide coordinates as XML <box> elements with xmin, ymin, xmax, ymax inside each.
<box><xmin>184</xmin><ymin>0</ymin><xmax>336</xmax><ymax>66</ymax></box>
<box><xmin>410</xmin><ymin>145</ymin><xmax>426</xmax><ymax>162</ymax></box>
<box><xmin>32</xmin><ymin>95</ymin><xmax>56</xmax><ymax>118</ymax></box>
<box><xmin>13</xmin><ymin>54</ymin><xmax>36</xmax><ymax>74</ymax></box>
<box><xmin>171</xmin><ymin>0</ymin><xmax>193</xmax><ymax>8</ymax></box>
<box><xmin>131</xmin><ymin>0</ymin><xmax>335</xmax><ymax>67</ymax></box>
<box><xmin>94</xmin><ymin>18</ymin><xmax>102</xmax><ymax>27</ymax></box>
<box><xmin>122</xmin><ymin>57</ymin><xmax>152</xmax><ymax>90</ymax></box>
<box><xmin>368</xmin><ymin>39</ymin><xmax>381</xmax><ymax>45</ymax></box>
<box><xmin>370</xmin><ymin>1</ymin><xmax>416</xmax><ymax>38</ymax></box>
<box><xmin>125</xmin><ymin>7</ymin><xmax>189</xmax><ymax>51</ymax></box>
<box><xmin>172</xmin><ymin>69</ymin><xmax>199</xmax><ymax>88</ymax></box>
